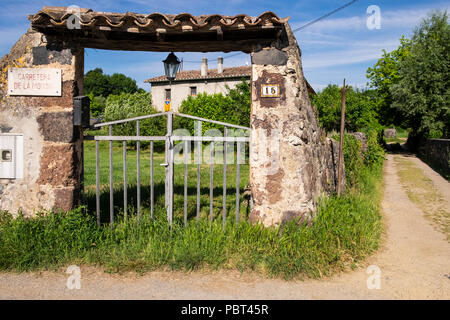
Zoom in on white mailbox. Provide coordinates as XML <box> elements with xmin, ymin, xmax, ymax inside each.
<box><xmin>0</xmin><ymin>134</ymin><xmax>23</xmax><ymax>179</ymax></box>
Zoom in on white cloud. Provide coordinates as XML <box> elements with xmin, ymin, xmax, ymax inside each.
<box><xmin>291</xmin><ymin>7</ymin><xmax>432</xmax><ymax>34</ymax></box>
<box><xmin>302</xmin><ymin>42</ymin><xmax>399</xmax><ymax>69</ymax></box>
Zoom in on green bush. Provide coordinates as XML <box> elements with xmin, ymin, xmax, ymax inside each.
<box><xmin>176</xmin><ymin>80</ymin><xmax>251</xmax><ymax>134</ymax></box>
<box><xmin>333</xmin><ymin>131</ymin><xmax>385</xmax><ymax>188</ymax></box>
<box><xmin>103</xmin><ymin>92</ymin><xmax>166</xmax><ymax>148</ymax></box>
<box><xmin>363</xmin><ymin>129</ymin><xmax>386</xmax><ymax>169</ymax></box>
<box><xmin>332</xmin><ymin>134</ymin><xmax>363</xmax><ymax>188</ymax></box>
<box><xmin>87</xmin><ymin>93</ymin><xmax>106</xmax><ymax>117</ymax></box>
<box><xmin>311</xmin><ymin>85</ymin><xmax>382</xmax><ymax>134</ymax></box>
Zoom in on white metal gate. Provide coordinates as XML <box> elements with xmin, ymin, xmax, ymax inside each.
<box><xmin>88</xmin><ymin>111</ymin><xmax>250</xmax><ymax>228</ymax></box>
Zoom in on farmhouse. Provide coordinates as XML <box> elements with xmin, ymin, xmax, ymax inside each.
<box><xmin>145</xmin><ymin>58</ymin><xmax>316</xmax><ymax>112</ymax></box>
<box><xmin>145</xmin><ymin>58</ymin><xmax>249</xmax><ymax>112</ymax></box>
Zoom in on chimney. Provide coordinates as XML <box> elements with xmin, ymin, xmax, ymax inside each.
<box><xmin>201</xmin><ymin>58</ymin><xmax>208</xmax><ymax>76</ymax></box>
<box><xmin>217</xmin><ymin>57</ymin><xmax>223</xmax><ymax>74</ymax></box>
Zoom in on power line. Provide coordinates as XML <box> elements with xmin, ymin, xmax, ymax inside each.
<box><xmin>183</xmin><ymin>0</ymin><xmax>359</xmax><ymax>63</ymax></box>
<box><xmin>292</xmin><ymin>0</ymin><xmax>358</xmax><ymax>32</ymax></box>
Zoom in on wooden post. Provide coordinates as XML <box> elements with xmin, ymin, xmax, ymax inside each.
<box><xmin>337</xmin><ymin>78</ymin><xmax>346</xmax><ymax>196</ymax></box>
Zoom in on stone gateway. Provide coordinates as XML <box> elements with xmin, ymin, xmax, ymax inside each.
<box><xmin>0</xmin><ymin>7</ymin><xmax>342</xmax><ymax>226</ymax></box>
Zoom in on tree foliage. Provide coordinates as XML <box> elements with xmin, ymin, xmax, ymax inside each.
<box><xmin>390</xmin><ymin>11</ymin><xmax>450</xmax><ymax>139</ymax></box>
<box><xmin>86</xmin><ymin>92</ymin><xmax>106</xmax><ymax>117</ymax></box>
<box><xmin>366</xmin><ymin>36</ymin><xmax>410</xmax><ymax>126</ymax></box>
<box><xmin>103</xmin><ymin>92</ymin><xmax>165</xmax><ymax>147</ymax></box>
<box><xmin>84</xmin><ymin>68</ymin><xmax>145</xmax><ymax>117</ymax></box>
<box><xmin>84</xmin><ymin>68</ymin><xmax>111</xmax><ymax>97</ymax></box>
<box><xmin>311</xmin><ymin>84</ymin><xmax>382</xmax><ymax>134</ymax></box>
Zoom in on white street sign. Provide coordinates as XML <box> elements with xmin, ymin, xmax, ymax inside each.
<box><xmin>8</xmin><ymin>67</ymin><xmax>62</xmax><ymax>96</ymax></box>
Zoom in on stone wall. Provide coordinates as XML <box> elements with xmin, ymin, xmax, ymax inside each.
<box><xmin>0</xmin><ymin>19</ymin><xmax>342</xmax><ymax>226</ymax></box>
<box><xmin>0</xmin><ymin>29</ymin><xmax>84</xmax><ymax>216</ymax></box>
<box><xmin>418</xmin><ymin>139</ymin><xmax>450</xmax><ymax>177</ymax></box>
<box><xmin>248</xmin><ymin>23</ymin><xmax>342</xmax><ymax>227</ymax></box>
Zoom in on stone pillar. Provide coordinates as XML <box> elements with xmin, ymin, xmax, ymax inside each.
<box><xmin>0</xmin><ymin>29</ymin><xmax>84</xmax><ymax>216</ymax></box>
<box><xmin>249</xmin><ymin>23</ymin><xmax>341</xmax><ymax>227</ymax></box>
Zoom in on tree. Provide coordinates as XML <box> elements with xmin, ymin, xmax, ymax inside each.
<box><xmin>109</xmin><ymin>73</ymin><xmax>144</xmax><ymax>96</ymax></box>
<box><xmin>366</xmin><ymin>36</ymin><xmax>410</xmax><ymax>126</ymax></box>
<box><xmin>390</xmin><ymin>11</ymin><xmax>450</xmax><ymax>139</ymax></box>
<box><xmin>311</xmin><ymin>84</ymin><xmax>381</xmax><ymax>134</ymax></box>
<box><xmin>84</xmin><ymin>68</ymin><xmax>110</xmax><ymax>97</ymax></box>
<box><xmin>84</xmin><ymin>68</ymin><xmax>143</xmax><ymax>97</ymax></box>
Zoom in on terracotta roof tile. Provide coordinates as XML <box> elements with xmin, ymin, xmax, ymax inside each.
<box><xmin>145</xmin><ymin>66</ymin><xmax>251</xmax><ymax>83</ymax></box>
<box><xmin>29</xmin><ymin>8</ymin><xmax>288</xmax><ymax>32</ymax></box>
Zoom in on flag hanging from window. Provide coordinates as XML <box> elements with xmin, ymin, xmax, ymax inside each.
<box><xmin>164</xmin><ymin>100</ymin><xmax>171</xmax><ymax>112</ymax></box>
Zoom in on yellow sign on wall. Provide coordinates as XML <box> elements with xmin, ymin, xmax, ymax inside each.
<box><xmin>164</xmin><ymin>100</ymin><xmax>171</xmax><ymax>112</ymax></box>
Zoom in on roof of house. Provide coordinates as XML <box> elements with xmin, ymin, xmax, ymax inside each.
<box><xmin>145</xmin><ymin>66</ymin><xmax>316</xmax><ymax>95</ymax></box>
<box><xmin>145</xmin><ymin>66</ymin><xmax>251</xmax><ymax>83</ymax></box>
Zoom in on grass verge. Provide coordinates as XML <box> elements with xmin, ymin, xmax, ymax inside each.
<box><xmin>0</xmin><ymin>165</ymin><xmax>383</xmax><ymax>280</ymax></box>
<box><xmin>394</xmin><ymin>155</ymin><xmax>450</xmax><ymax>240</ymax></box>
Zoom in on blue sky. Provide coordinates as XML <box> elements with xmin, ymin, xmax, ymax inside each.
<box><xmin>0</xmin><ymin>0</ymin><xmax>448</xmax><ymax>91</ymax></box>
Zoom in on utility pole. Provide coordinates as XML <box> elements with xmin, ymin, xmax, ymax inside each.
<box><xmin>337</xmin><ymin>78</ymin><xmax>346</xmax><ymax>196</ymax></box>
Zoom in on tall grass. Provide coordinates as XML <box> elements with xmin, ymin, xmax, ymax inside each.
<box><xmin>0</xmin><ymin>165</ymin><xmax>383</xmax><ymax>280</ymax></box>
<box><xmin>0</xmin><ymin>131</ymin><xmax>384</xmax><ymax>279</ymax></box>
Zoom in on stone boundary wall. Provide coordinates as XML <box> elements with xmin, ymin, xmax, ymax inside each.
<box><xmin>248</xmin><ymin>23</ymin><xmax>344</xmax><ymax>227</ymax></box>
<box><xmin>0</xmin><ymin>29</ymin><xmax>84</xmax><ymax>216</ymax></box>
<box><xmin>1</xmin><ymin>13</ymin><xmax>342</xmax><ymax>227</ymax></box>
<box><xmin>418</xmin><ymin>138</ymin><xmax>450</xmax><ymax>177</ymax></box>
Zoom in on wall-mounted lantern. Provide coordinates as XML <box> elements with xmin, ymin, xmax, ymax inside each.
<box><xmin>163</xmin><ymin>52</ymin><xmax>181</xmax><ymax>82</ymax></box>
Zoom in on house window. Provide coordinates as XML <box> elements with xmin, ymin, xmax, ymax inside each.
<box><xmin>190</xmin><ymin>86</ymin><xmax>197</xmax><ymax>96</ymax></box>
<box><xmin>165</xmin><ymin>88</ymin><xmax>171</xmax><ymax>100</ymax></box>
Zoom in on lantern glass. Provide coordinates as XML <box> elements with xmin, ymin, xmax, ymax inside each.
<box><xmin>163</xmin><ymin>52</ymin><xmax>181</xmax><ymax>82</ymax></box>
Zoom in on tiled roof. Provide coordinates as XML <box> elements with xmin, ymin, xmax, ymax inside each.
<box><xmin>145</xmin><ymin>66</ymin><xmax>251</xmax><ymax>83</ymax></box>
<box><xmin>29</xmin><ymin>7</ymin><xmax>288</xmax><ymax>32</ymax></box>
<box><xmin>28</xmin><ymin>7</ymin><xmax>288</xmax><ymax>52</ymax></box>
<box><xmin>145</xmin><ymin>65</ymin><xmax>316</xmax><ymax>95</ymax></box>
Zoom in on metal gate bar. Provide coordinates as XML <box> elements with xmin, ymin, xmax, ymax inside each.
<box><xmin>168</xmin><ymin>112</ymin><xmax>174</xmax><ymax>226</ymax></box>
<box><xmin>92</xmin><ymin>111</ymin><xmax>250</xmax><ymax>228</ymax></box>
<box><xmin>123</xmin><ymin>141</ymin><xmax>127</xmax><ymax>221</ymax></box>
<box><xmin>236</xmin><ymin>141</ymin><xmax>241</xmax><ymax>224</ymax></box>
<box><xmin>196</xmin><ymin>121</ymin><xmax>202</xmax><ymax>221</ymax></box>
<box><xmin>136</xmin><ymin>120</ymin><xmax>141</xmax><ymax>221</ymax></box>
<box><xmin>150</xmin><ymin>141</ymin><xmax>154</xmax><ymax>220</ymax></box>
<box><xmin>209</xmin><ymin>141</ymin><xmax>214</xmax><ymax>221</ymax></box>
<box><xmin>109</xmin><ymin>125</ymin><xmax>114</xmax><ymax>228</ymax></box>
<box><xmin>184</xmin><ymin>140</ymin><xmax>188</xmax><ymax>227</ymax></box>
<box><xmin>96</xmin><ymin>140</ymin><xmax>100</xmax><ymax>225</ymax></box>
<box><xmin>223</xmin><ymin>127</ymin><xmax>227</xmax><ymax>229</ymax></box>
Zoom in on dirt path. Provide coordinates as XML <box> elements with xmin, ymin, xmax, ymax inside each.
<box><xmin>1</xmin><ymin>154</ymin><xmax>449</xmax><ymax>299</ymax></box>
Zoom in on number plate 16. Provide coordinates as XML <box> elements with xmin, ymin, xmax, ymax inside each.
<box><xmin>261</xmin><ymin>84</ymin><xmax>280</xmax><ymax>97</ymax></box>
